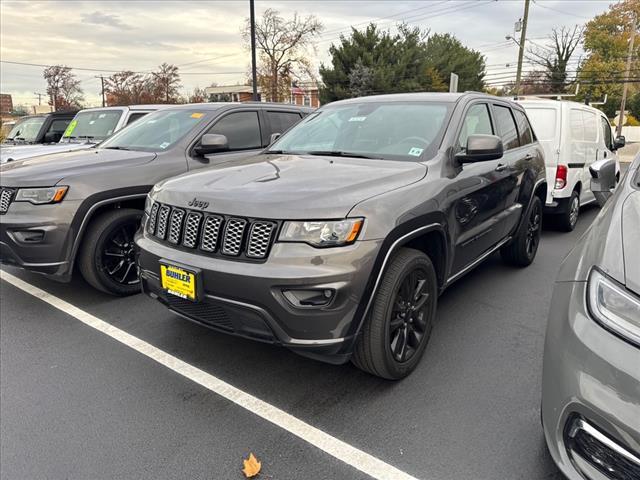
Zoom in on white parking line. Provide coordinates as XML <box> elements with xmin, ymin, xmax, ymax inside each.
<box><xmin>0</xmin><ymin>270</ymin><xmax>422</xmax><ymax>480</ymax></box>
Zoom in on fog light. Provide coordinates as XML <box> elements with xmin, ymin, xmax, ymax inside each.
<box><xmin>13</xmin><ymin>230</ymin><xmax>45</xmax><ymax>243</ymax></box>
<box><xmin>283</xmin><ymin>289</ymin><xmax>335</xmax><ymax>308</ymax></box>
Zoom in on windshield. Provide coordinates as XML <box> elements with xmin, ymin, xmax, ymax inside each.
<box><xmin>99</xmin><ymin>109</ymin><xmax>207</xmax><ymax>152</ymax></box>
<box><xmin>269</xmin><ymin>102</ymin><xmax>452</xmax><ymax>161</ymax></box>
<box><xmin>61</xmin><ymin>110</ymin><xmax>123</xmax><ymax>143</ymax></box>
<box><xmin>6</xmin><ymin>117</ymin><xmax>46</xmax><ymax>142</ymax></box>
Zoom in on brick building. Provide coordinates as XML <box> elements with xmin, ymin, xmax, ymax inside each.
<box><xmin>0</xmin><ymin>94</ymin><xmax>13</xmax><ymax>114</ymax></box>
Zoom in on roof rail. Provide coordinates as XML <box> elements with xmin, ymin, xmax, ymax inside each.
<box><xmin>514</xmin><ymin>84</ymin><xmax>580</xmax><ymax>101</ymax></box>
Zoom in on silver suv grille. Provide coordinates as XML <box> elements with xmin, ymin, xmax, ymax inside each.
<box><xmin>147</xmin><ymin>201</ymin><xmax>278</xmax><ymax>261</ymax></box>
<box><xmin>0</xmin><ymin>188</ymin><xmax>15</xmax><ymax>215</ymax></box>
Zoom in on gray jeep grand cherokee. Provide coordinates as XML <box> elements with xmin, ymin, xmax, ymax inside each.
<box><xmin>136</xmin><ymin>93</ymin><xmax>546</xmax><ymax>379</ymax></box>
<box><xmin>0</xmin><ymin>103</ymin><xmax>311</xmax><ymax>295</ymax></box>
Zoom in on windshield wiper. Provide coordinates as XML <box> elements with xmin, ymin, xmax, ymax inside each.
<box><xmin>264</xmin><ymin>149</ymin><xmax>293</xmax><ymax>155</ymax></box>
<box><xmin>104</xmin><ymin>146</ymin><xmax>131</xmax><ymax>151</ymax></box>
<box><xmin>305</xmin><ymin>150</ymin><xmax>382</xmax><ymax>160</ymax></box>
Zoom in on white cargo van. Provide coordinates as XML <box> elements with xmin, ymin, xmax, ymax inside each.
<box><xmin>518</xmin><ymin>98</ymin><xmax>625</xmax><ymax>230</ymax></box>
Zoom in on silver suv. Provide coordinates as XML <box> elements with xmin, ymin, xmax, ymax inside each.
<box><xmin>0</xmin><ymin>103</ymin><xmax>311</xmax><ymax>295</ymax></box>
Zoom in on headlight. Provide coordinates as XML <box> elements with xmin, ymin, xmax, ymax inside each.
<box><xmin>587</xmin><ymin>268</ymin><xmax>640</xmax><ymax>347</ymax></box>
<box><xmin>279</xmin><ymin>218</ymin><xmax>364</xmax><ymax>247</ymax></box>
<box><xmin>14</xmin><ymin>186</ymin><xmax>68</xmax><ymax>205</ymax></box>
<box><xmin>144</xmin><ymin>194</ymin><xmax>153</xmax><ymax>214</ymax></box>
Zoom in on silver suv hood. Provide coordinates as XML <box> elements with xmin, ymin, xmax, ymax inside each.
<box><xmin>622</xmin><ymin>191</ymin><xmax>640</xmax><ymax>295</ymax></box>
<box><xmin>153</xmin><ymin>153</ymin><xmax>427</xmax><ymax>219</ymax></box>
<box><xmin>0</xmin><ymin>142</ymin><xmax>93</xmax><ymax>164</ymax></box>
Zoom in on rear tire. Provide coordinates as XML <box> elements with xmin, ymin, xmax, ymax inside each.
<box><xmin>78</xmin><ymin>208</ymin><xmax>143</xmax><ymax>296</ymax></box>
<box><xmin>555</xmin><ymin>191</ymin><xmax>580</xmax><ymax>232</ymax></box>
<box><xmin>501</xmin><ymin>196</ymin><xmax>542</xmax><ymax>267</ymax></box>
<box><xmin>352</xmin><ymin>248</ymin><xmax>437</xmax><ymax>380</ymax></box>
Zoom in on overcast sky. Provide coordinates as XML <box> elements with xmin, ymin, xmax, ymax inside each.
<box><xmin>0</xmin><ymin>0</ymin><xmax>613</xmax><ymax>107</ymax></box>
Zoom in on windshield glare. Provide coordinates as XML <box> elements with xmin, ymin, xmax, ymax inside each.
<box><xmin>270</xmin><ymin>102</ymin><xmax>452</xmax><ymax>161</ymax></box>
<box><xmin>6</xmin><ymin>117</ymin><xmax>46</xmax><ymax>142</ymax></box>
<box><xmin>61</xmin><ymin>110</ymin><xmax>123</xmax><ymax>143</ymax></box>
<box><xmin>99</xmin><ymin>109</ymin><xmax>207</xmax><ymax>152</ymax></box>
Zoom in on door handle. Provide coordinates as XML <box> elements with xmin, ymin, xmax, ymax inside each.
<box><xmin>495</xmin><ymin>163</ymin><xmax>508</xmax><ymax>172</ymax></box>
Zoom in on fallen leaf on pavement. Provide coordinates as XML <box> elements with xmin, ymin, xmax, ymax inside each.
<box><xmin>242</xmin><ymin>453</ymin><xmax>261</xmax><ymax>478</ymax></box>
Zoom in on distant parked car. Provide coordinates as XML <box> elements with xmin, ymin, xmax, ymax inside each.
<box><xmin>1</xmin><ymin>111</ymin><xmax>77</xmax><ymax>146</ymax></box>
<box><xmin>518</xmin><ymin>98</ymin><xmax>625</xmax><ymax>231</ymax></box>
<box><xmin>541</xmin><ymin>153</ymin><xmax>640</xmax><ymax>480</ymax></box>
<box><xmin>0</xmin><ymin>102</ymin><xmax>311</xmax><ymax>295</ymax></box>
<box><xmin>0</xmin><ymin>105</ymin><xmax>161</xmax><ymax>163</ymax></box>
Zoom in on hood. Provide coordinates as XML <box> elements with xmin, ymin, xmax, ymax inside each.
<box><xmin>0</xmin><ymin>148</ymin><xmax>156</xmax><ymax>187</ymax></box>
<box><xmin>0</xmin><ymin>142</ymin><xmax>92</xmax><ymax>164</ymax></box>
<box><xmin>154</xmin><ymin>153</ymin><xmax>427</xmax><ymax>219</ymax></box>
<box><xmin>622</xmin><ymin>191</ymin><xmax>640</xmax><ymax>295</ymax></box>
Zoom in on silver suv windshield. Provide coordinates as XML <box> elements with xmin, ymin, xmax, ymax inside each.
<box><xmin>268</xmin><ymin>101</ymin><xmax>452</xmax><ymax>161</ymax></box>
<box><xmin>61</xmin><ymin>110</ymin><xmax>123</xmax><ymax>143</ymax></box>
<box><xmin>6</xmin><ymin>116</ymin><xmax>46</xmax><ymax>143</ymax></box>
<box><xmin>99</xmin><ymin>109</ymin><xmax>207</xmax><ymax>152</ymax></box>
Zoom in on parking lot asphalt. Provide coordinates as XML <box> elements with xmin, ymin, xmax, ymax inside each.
<box><xmin>1</xmin><ymin>205</ymin><xmax>601</xmax><ymax>480</ymax></box>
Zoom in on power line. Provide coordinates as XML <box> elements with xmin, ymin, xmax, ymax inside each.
<box><xmin>531</xmin><ymin>0</ymin><xmax>592</xmax><ymax>20</ymax></box>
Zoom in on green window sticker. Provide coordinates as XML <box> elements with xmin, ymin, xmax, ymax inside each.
<box><xmin>63</xmin><ymin>120</ymin><xmax>78</xmax><ymax>137</ymax></box>
<box><xmin>408</xmin><ymin>147</ymin><xmax>424</xmax><ymax>156</ymax></box>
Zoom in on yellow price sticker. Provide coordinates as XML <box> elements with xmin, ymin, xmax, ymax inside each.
<box><xmin>63</xmin><ymin>119</ymin><xmax>78</xmax><ymax>137</ymax></box>
<box><xmin>191</xmin><ymin>113</ymin><xmax>204</xmax><ymax>119</ymax></box>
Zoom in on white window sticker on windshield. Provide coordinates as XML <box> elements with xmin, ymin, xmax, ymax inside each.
<box><xmin>89</xmin><ymin>120</ymin><xmax>95</xmax><ymax>125</ymax></box>
<box><xmin>98</xmin><ymin>114</ymin><xmax>106</xmax><ymax>118</ymax></box>
<box><xmin>348</xmin><ymin>116</ymin><xmax>367</xmax><ymax>122</ymax></box>
<box><xmin>408</xmin><ymin>147</ymin><xmax>424</xmax><ymax>156</ymax></box>
<box><xmin>159</xmin><ymin>142</ymin><xmax>171</xmax><ymax>149</ymax></box>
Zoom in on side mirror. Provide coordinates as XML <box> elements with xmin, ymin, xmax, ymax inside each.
<box><xmin>269</xmin><ymin>133</ymin><xmax>281</xmax><ymax>145</ymax></box>
<box><xmin>194</xmin><ymin>134</ymin><xmax>228</xmax><ymax>156</ymax></box>
<box><xmin>590</xmin><ymin>158</ymin><xmax>617</xmax><ymax>207</ymax></box>
<box><xmin>612</xmin><ymin>135</ymin><xmax>626</xmax><ymax>151</ymax></box>
<box><xmin>456</xmin><ymin>134</ymin><xmax>504</xmax><ymax>163</ymax></box>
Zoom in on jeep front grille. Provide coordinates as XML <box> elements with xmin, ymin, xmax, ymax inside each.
<box><xmin>147</xmin><ymin>201</ymin><xmax>278</xmax><ymax>261</ymax></box>
<box><xmin>0</xmin><ymin>188</ymin><xmax>15</xmax><ymax>214</ymax></box>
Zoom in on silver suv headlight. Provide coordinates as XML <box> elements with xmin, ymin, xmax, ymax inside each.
<box><xmin>587</xmin><ymin>268</ymin><xmax>640</xmax><ymax>347</ymax></box>
<box><xmin>14</xmin><ymin>186</ymin><xmax>68</xmax><ymax>205</ymax></box>
<box><xmin>279</xmin><ymin>218</ymin><xmax>364</xmax><ymax>247</ymax></box>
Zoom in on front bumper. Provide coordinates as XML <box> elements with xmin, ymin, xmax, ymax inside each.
<box><xmin>541</xmin><ymin>281</ymin><xmax>640</xmax><ymax>480</ymax></box>
<box><xmin>0</xmin><ymin>199</ymin><xmax>80</xmax><ymax>280</ymax></box>
<box><xmin>135</xmin><ymin>230</ymin><xmax>382</xmax><ymax>363</ymax></box>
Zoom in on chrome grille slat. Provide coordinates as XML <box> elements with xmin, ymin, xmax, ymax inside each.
<box><xmin>147</xmin><ymin>202</ymin><xmax>160</xmax><ymax>234</ymax></box>
<box><xmin>168</xmin><ymin>208</ymin><xmax>185</xmax><ymax>244</ymax></box>
<box><xmin>182</xmin><ymin>212</ymin><xmax>202</xmax><ymax>248</ymax></box>
<box><xmin>156</xmin><ymin>205</ymin><xmax>171</xmax><ymax>239</ymax></box>
<box><xmin>247</xmin><ymin>221</ymin><xmax>276</xmax><ymax>259</ymax></box>
<box><xmin>0</xmin><ymin>188</ymin><xmax>14</xmax><ymax>214</ymax></box>
<box><xmin>222</xmin><ymin>218</ymin><xmax>247</xmax><ymax>256</ymax></box>
<box><xmin>149</xmin><ymin>202</ymin><xmax>275</xmax><ymax>260</ymax></box>
<box><xmin>200</xmin><ymin>215</ymin><xmax>223</xmax><ymax>252</ymax></box>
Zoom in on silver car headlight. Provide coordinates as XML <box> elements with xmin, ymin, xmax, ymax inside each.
<box><xmin>144</xmin><ymin>194</ymin><xmax>153</xmax><ymax>214</ymax></box>
<box><xmin>587</xmin><ymin>268</ymin><xmax>640</xmax><ymax>347</ymax></box>
<box><xmin>279</xmin><ymin>218</ymin><xmax>364</xmax><ymax>247</ymax></box>
<box><xmin>14</xmin><ymin>186</ymin><xmax>68</xmax><ymax>204</ymax></box>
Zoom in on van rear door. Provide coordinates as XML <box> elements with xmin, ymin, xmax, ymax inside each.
<box><xmin>523</xmin><ymin>106</ymin><xmax>560</xmax><ymax>205</ymax></box>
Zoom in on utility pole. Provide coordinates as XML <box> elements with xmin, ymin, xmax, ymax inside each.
<box><xmin>95</xmin><ymin>75</ymin><xmax>106</xmax><ymax>107</ymax></box>
<box><xmin>514</xmin><ymin>0</ymin><xmax>531</xmax><ymax>97</ymax></box>
<box><xmin>33</xmin><ymin>92</ymin><xmax>45</xmax><ymax>105</ymax></box>
<box><xmin>617</xmin><ymin>12</ymin><xmax>637</xmax><ymax>138</ymax></box>
<box><xmin>249</xmin><ymin>0</ymin><xmax>259</xmax><ymax>101</ymax></box>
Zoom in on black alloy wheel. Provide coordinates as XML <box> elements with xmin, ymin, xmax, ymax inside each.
<box><xmin>101</xmin><ymin>221</ymin><xmax>140</xmax><ymax>286</ymax></box>
<box><xmin>525</xmin><ymin>198</ymin><xmax>542</xmax><ymax>259</ymax></box>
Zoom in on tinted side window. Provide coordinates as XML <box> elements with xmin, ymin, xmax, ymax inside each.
<box><xmin>47</xmin><ymin>119</ymin><xmax>70</xmax><ymax>134</ymax></box>
<box><xmin>266</xmin><ymin>111</ymin><xmax>302</xmax><ymax>135</ymax></box>
<box><xmin>207</xmin><ymin>111</ymin><xmax>262</xmax><ymax>150</ymax></box>
<box><xmin>458</xmin><ymin>104</ymin><xmax>493</xmax><ymax>149</ymax></box>
<box><xmin>601</xmin><ymin>116</ymin><xmax>613</xmax><ymax>149</ymax></box>
<box><xmin>126</xmin><ymin>112</ymin><xmax>148</xmax><ymax>125</ymax></box>
<box><xmin>513</xmin><ymin>109</ymin><xmax>533</xmax><ymax>145</ymax></box>
<box><xmin>493</xmin><ymin>105</ymin><xmax>520</xmax><ymax>150</ymax></box>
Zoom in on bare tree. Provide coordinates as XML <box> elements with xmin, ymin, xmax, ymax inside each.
<box><xmin>242</xmin><ymin>9</ymin><xmax>323</xmax><ymax>102</ymax></box>
<box><xmin>105</xmin><ymin>71</ymin><xmax>151</xmax><ymax>105</ymax></box>
<box><xmin>43</xmin><ymin>65</ymin><xmax>84</xmax><ymax>110</ymax></box>
<box><xmin>150</xmin><ymin>63</ymin><xmax>182</xmax><ymax>103</ymax></box>
<box><xmin>188</xmin><ymin>86</ymin><xmax>207</xmax><ymax>103</ymax></box>
<box><xmin>527</xmin><ymin>26</ymin><xmax>583</xmax><ymax>93</ymax></box>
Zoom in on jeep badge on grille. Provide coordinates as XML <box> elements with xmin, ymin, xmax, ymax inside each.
<box><xmin>188</xmin><ymin>198</ymin><xmax>209</xmax><ymax>210</ymax></box>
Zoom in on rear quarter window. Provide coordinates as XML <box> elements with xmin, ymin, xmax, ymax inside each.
<box><xmin>525</xmin><ymin>108</ymin><xmax>557</xmax><ymax>141</ymax></box>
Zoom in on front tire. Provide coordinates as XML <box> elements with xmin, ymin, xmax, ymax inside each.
<box><xmin>78</xmin><ymin>208</ymin><xmax>143</xmax><ymax>296</ymax></box>
<box><xmin>352</xmin><ymin>248</ymin><xmax>437</xmax><ymax>380</ymax></box>
<box><xmin>501</xmin><ymin>196</ymin><xmax>542</xmax><ymax>267</ymax></box>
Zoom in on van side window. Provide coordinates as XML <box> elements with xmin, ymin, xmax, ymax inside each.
<box><xmin>513</xmin><ymin>109</ymin><xmax>533</xmax><ymax>145</ymax></box>
<box><xmin>600</xmin><ymin>116</ymin><xmax>613</xmax><ymax>149</ymax></box>
<box><xmin>493</xmin><ymin>105</ymin><xmax>520</xmax><ymax>150</ymax></box>
<box><xmin>458</xmin><ymin>104</ymin><xmax>493</xmax><ymax>150</ymax></box>
<box><xmin>126</xmin><ymin>112</ymin><xmax>147</xmax><ymax>126</ymax></box>
<box><xmin>207</xmin><ymin>111</ymin><xmax>262</xmax><ymax>150</ymax></box>
<box><xmin>582</xmin><ymin>111</ymin><xmax>598</xmax><ymax>142</ymax></box>
<box><xmin>570</xmin><ymin>109</ymin><xmax>584</xmax><ymax>141</ymax></box>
